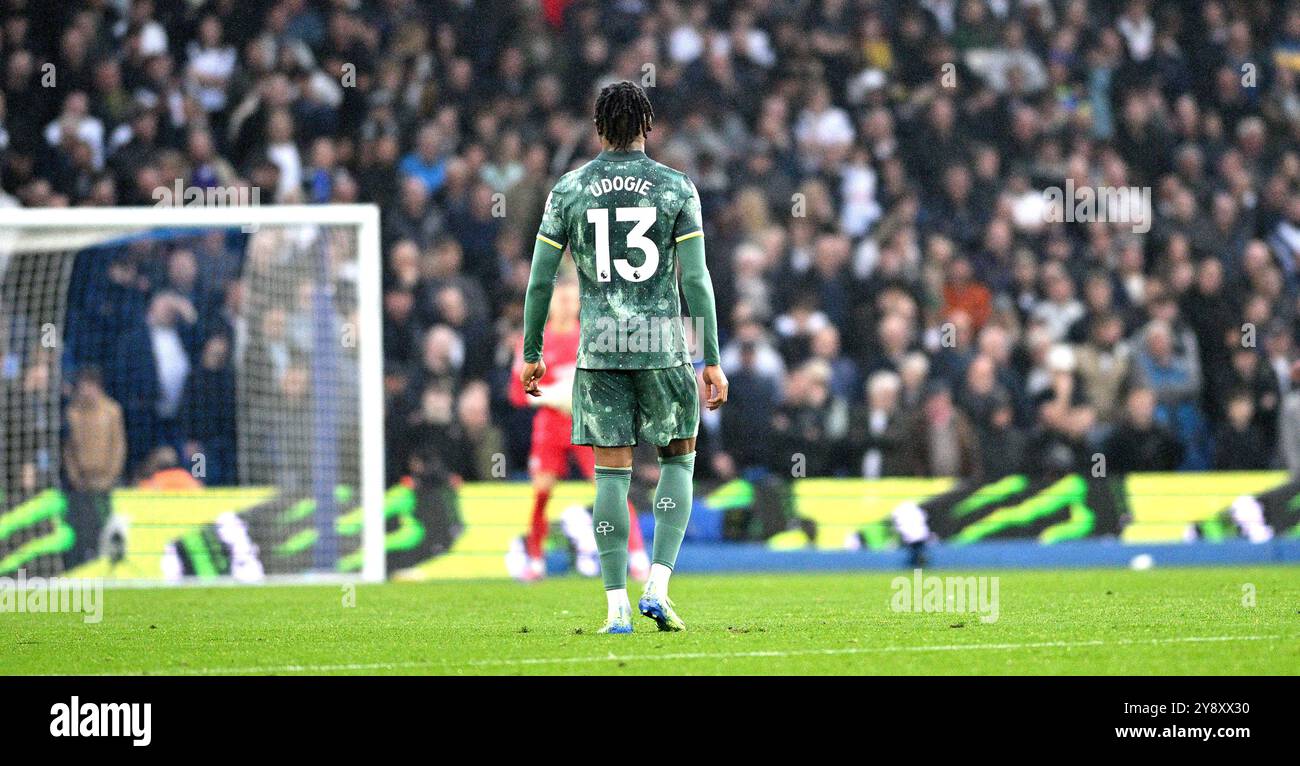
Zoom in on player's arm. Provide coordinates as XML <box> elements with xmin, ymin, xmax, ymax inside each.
<box><xmin>521</xmin><ymin>231</ymin><xmax>565</xmax><ymax>397</ymax></box>
<box><xmin>673</xmin><ymin>178</ymin><xmax>727</xmax><ymax>410</ymax></box>
<box><xmin>677</xmin><ymin>232</ymin><xmax>728</xmax><ymax>410</ymax></box>
<box><xmin>511</xmin><ymin>341</ymin><xmax>572</xmax><ymax>412</ymax></box>
<box><xmin>511</xmin><ymin>334</ymin><xmax>553</xmax><ymax>409</ymax></box>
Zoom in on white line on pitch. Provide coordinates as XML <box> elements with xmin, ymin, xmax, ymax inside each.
<box><xmin>56</xmin><ymin>633</ymin><xmax>1295</xmax><ymax>676</ymax></box>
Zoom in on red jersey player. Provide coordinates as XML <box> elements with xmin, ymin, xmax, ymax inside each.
<box><xmin>510</xmin><ymin>279</ymin><xmax>648</xmax><ymax>581</ymax></box>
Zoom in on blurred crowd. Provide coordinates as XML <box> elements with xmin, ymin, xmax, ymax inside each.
<box><xmin>3</xmin><ymin>0</ymin><xmax>1300</xmax><ymax>490</ymax></box>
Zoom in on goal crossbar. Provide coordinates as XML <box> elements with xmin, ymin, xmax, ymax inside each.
<box><xmin>0</xmin><ymin>204</ymin><xmax>380</xmax><ymax>229</ymax></box>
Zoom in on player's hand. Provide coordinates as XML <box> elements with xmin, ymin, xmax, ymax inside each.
<box><xmin>521</xmin><ymin>359</ymin><xmax>546</xmax><ymax>397</ymax></box>
<box><xmin>702</xmin><ymin>364</ymin><xmax>728</xmax><ymax>410</ymax></box>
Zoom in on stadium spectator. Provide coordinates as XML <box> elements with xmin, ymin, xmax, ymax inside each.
<box><xmin>1214</xmin><ymin>391</ymin><xmax>1271</xmax><ymax>470</ymax></box>
<box><xmin>808</xmin><ymin>324</ymin><xmax>858</xmax><ymax>401</ymax></box>
<box><xmin>1134</xmin><ymin>316</ymin><xmax>1206</xmax><ymax>465</ymax></box>
<box><xmin>1023</xmin><ymin>361</ymin><xmax>1097</xmax><ymax>478</ymax></box>
<box><xmin>456</xmin><ymin>380</ymin><xmax>505</xmax><ymax>482</ymax></box>
<box><xmin>62</xmin><ymin>366</ymin><xmax>125</xmax><ymax>567</ymax></box>
<box><xmin>957</xmin><ymin>353</ymin><xmax>1024</xmax><ymax>477</ymax></box>
<box><xmin>182</xmin><ymin>333</ymin><xmax>237</xmax><ymax>486</ymax></box>
<box><xmin>399</xmin><ymin>123</ymin><xmax>449</xmax><ymax>197</ymax></box>
<box><xmin>1279</xmin><ymin>361</ymin><xmax>1300</xmax><ymax>476</ymax></box>
<box><xmin>848</xmin><ymin>369</ymin><xmax>907</xmax><ymax>478</ymax></box>
<box><xmin>135</xmin><ymin>446</ymin><xmax>202</xmax><ymax>491</ymax></box>
<box><xmin>902</xmin><ymin>382</ymin><xmax>980</xmax><ymax>479</ymax></box>
<box><xmin>719</xmin><ymin>339</ymin><xmax>779</xmax><ymax>474</ymax></box>
<box><xmin>1212</xmin><ymin>345</ymin><xmax>1281</xmax><ymax>452</ymax></box>
<box><xmin>1074</xmin><ymin>313</ymin><xmax>1132</xmax><ymax>424</ymax></box>
<box><xmin>1103</xmin><ymin>387</ymin><xmax>1185</xmax><ymax>473</ymax></box>
<box><xmin>770</xmin><ymin>359</ymin><xmax>850</xmax><ymax>476</ymax></box>
<box><xmin>111</xmin><ymin>292</ymin><xmax>197</xmax><ymax>474</ymax></box>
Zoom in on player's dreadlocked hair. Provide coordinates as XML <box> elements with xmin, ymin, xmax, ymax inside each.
<box><xmin>594</xmin><ymin>81</ymin><xmax>654</xmax><ymax>150</ymax></box>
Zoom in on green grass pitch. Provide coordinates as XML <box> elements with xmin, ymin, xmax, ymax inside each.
<box><xmin>3</xmin><ymin>567</ymin><xmax>1297</xmax><ymax>675</ymax></box>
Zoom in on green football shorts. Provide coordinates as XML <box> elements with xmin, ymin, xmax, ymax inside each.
<box><xmin>571</xmin><ymin>364</ymin><xmax>700</xmax><ymax>447</ymax></box>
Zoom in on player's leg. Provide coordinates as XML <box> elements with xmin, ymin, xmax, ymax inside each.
<box><xmin>648</xmin><ymin>437</ymin><xmax>696</xmax><ymax>591</ymax></box>
<box><xmin>592</xmin><ymin>446</ymin><xmax>633</xmax><ymax>633</ymax></box>
<box><xmin>523</xmin><ymin>468</ymin><xmax>556</xmax><ymax>580</ymax></box>
<box><xmin>574</xmin><ymin>444</ymin><xmax>648</xmax><ymax>580</ymax></box>
<box><xmin>638</xmin><ymin>437</ymin><xmax>694</xmax><ymax>631</ymax></box>
<box><xmin>521</xmin><ymin>410</ymin><xmax>568</xmax><ymax>580</ymax></box>
<box><xmin>633</xmin><ymin>364</ymin><xmax>701</xmax><ymax>631</ymax></box>
<box><xmin>572</xmin><ymin>368</ymin><xmax>637</xmax><ymax>633</ymax></box>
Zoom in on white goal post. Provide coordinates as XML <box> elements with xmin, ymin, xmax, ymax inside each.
<box><xmin>0</xmin><ymin>204</ymin><xmax>385</xmax><ymax>583</ymax></box>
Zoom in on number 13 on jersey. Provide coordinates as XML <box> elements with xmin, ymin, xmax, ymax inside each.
<box><xmin>586</xmin><ymin>207</ymin><xmax>659</xmax><ymax>283</ymax></box>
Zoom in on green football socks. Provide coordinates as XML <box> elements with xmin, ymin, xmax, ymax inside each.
<box><xmin>593</xmin><ymin>465</ymin><xmax>633</xmax><ymax>591</ymax></box>
<box><xmin>651</xmin><ymin>452</ymin><xmax>696</xmax><ymax>569</ymax></box>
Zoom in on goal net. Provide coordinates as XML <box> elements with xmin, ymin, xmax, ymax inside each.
<box><xmin>0</xmin><ymin>205</ymin><xmax>384</xmax><ymax>583</ymax></box>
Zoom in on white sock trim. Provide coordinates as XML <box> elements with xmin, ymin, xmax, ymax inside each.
<box><xmin>606</xmin><ymin>588</ymin><xmax>630</xmax><ymax>620</ymax></box>
<box><xmin>645</xmin><ymin>563</ymin><xmax>673</xmax><ymax>598</ymax></box>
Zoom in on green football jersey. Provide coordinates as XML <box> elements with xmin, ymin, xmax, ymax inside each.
<box><xmin>536</xmin><ymin>149</ymin><xmax>702</xmax><ymax>370</ymax></box>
